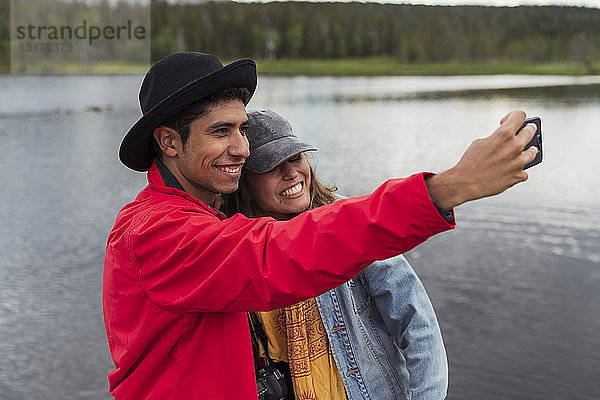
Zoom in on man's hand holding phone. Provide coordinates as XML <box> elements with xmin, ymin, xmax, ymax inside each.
<box><xmin>425</xmin><ymin>110</ymin><xmax>542</xmax><ymax>211</ymax></box>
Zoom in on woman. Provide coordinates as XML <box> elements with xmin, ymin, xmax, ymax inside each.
<box><xmin>224</xmin><ymin>109</ymin><xmax>448</xmax><ymax>400</ymax></box>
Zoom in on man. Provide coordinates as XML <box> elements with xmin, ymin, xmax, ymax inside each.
<box><xmin>103</xmin><ymin>51</ymin><xmax>538</xmax><ymax>399</ymax></box>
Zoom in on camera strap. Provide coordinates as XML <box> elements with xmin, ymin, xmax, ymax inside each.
<box><xmin>248</xmin><ymin>313</ymin><xmax>274</xmax><ymax>367</ymax></box>
<box><xmin>248</xmin><ymin>313</ymin><xmax>293</xmax><ymax>400</ymax></box>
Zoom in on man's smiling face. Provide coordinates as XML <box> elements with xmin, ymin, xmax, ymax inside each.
<box><xmin>172</xmin><ymin>98</ymin><xmax>250</xmax><ymax>204</ymax></box>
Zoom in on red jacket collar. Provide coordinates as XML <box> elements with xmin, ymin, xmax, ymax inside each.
<box><xmin>146</xmin><ymin>161</ymin><xmax>226</xmax><ymax>220</ymax></box>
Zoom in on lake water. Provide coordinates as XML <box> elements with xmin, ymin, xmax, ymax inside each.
<box><xmin>1</xmin><ymin>73</ymin><xmax>599</xmax><ymax>399</ymax></box>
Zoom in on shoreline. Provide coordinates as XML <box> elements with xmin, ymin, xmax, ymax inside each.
<box><xmin>1</xmin><ymin>59</ymin><xmax>599</xmax><ymax>76</ymax></box>
<box><xmin>255</xmin><ymin>59</ymin><xmax>600</xmax><ymax>77</ymax></box>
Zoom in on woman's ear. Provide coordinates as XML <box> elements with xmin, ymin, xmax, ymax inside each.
<box><xmin>153</xmin><ymin>126</ymin><xmax>180</xmax><ymax>158</ymax></box>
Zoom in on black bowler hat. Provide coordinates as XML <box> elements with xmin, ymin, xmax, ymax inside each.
<box><xmin>119</xmin><ymin>52</ymin><xmax>257</xmax><ymax>171</ymax></box>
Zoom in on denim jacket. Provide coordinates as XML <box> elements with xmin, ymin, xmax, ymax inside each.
<box><xmin>316</xmin><ymin>254</ymin><xmax>447</xmax><ymax>400</ymax></box>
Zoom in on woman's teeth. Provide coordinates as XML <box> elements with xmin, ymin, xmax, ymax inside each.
<box><xmin>281</xmin><ymin>182</ymin><xmax>302</xmax><ymax>197</ymax></box>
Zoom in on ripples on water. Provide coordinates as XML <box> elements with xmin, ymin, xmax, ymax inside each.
<box><xmin>0</xmin><ymin>74</ymin><xmax>598</xmax><ymax>399</ymax></box>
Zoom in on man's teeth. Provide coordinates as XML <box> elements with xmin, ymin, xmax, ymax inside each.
<box><xmin>218</xmin><ymin>165</ymin><xmax>241</xmax><ymax>173</ymax></box>
<box><xmin>281</xmin><ymin>182</ymin><xmax>302</xmax><ymax>197</ymax></box>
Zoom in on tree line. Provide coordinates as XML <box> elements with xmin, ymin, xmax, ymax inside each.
<box><xmin>150</xmin><ymin>1</ymin><xmax>600</xmax><ymax>66</ymax></box>
<box><xmin>1</xmin><ymin>0</ymin><xmax>599</xmax><ymax>70</ymax></box>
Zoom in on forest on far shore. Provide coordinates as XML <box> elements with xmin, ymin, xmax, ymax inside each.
<box><xmin>150</xmin><ymin>2</ymin><xmax>599</xmax><ymax>66</ymax></box>
<box><xmin>1</xmin><ymin>0</ymin><xmax>599</xmax><ymax>73</ymax></box>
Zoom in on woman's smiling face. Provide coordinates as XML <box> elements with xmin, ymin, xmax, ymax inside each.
<box><xmin>245</xmin><ymin>153</ymin><xmax>312</xmax><ymax>220</ymax></box>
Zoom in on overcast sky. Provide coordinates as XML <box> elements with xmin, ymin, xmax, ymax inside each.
<box><xmin>228</xmin><ymin>0</ymin><xmax>600</xmax><ymax>8</ymax></box>
<box><xmin>389</xmin><ymin>0</ymin><xmax>598</xmax><ymax>6</ymax></box>
<box><xmin>110</xmin><ymin>0</ymin><xmax>600</xmax><ymax>9</ymax></box>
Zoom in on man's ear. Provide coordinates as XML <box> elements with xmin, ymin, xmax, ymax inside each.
<box><xmin>153</xmin><ymin>126</ymin><xmax>180</xmax><ymax>158</ymax></box>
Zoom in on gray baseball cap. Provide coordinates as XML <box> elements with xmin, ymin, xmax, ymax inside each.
<box><xmin>244</xmin><ymin>110</ymin><xmax>317</xmax><ymax>174</ymax></box>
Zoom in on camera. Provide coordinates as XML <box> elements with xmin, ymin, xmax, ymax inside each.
<box><xmin>256</xmin><ymin>364</ymin><xmax>288</xmax><ymax>400</ymax></box>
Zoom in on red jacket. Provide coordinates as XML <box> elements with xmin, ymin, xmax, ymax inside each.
<box><xmin>102</xmin><ymin>162</ymin><xmax>454</xmax><ymax>399</ymax></box>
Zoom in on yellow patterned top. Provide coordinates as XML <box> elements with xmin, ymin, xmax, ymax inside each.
<box><xmin>256</xmin><ymin>297</ymin><xmax>348</xmax><ymax>400</ymax></box>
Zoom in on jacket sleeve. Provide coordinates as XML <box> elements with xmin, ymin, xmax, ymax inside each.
<box><xmin>128</xmin><ymin>173</ymin><xmax>455</xmax><ymax>313</ymax></box>
<box><xmin>362</xmin><ymin>255</ymin><xmax>448</xmax><ymax>400</ymax></box>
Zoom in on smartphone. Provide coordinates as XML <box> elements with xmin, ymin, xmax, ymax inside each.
<box><xmin>517</xmin><ymin>117</ymin><xmax>543</xmax><ymax>169</ymax></box>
